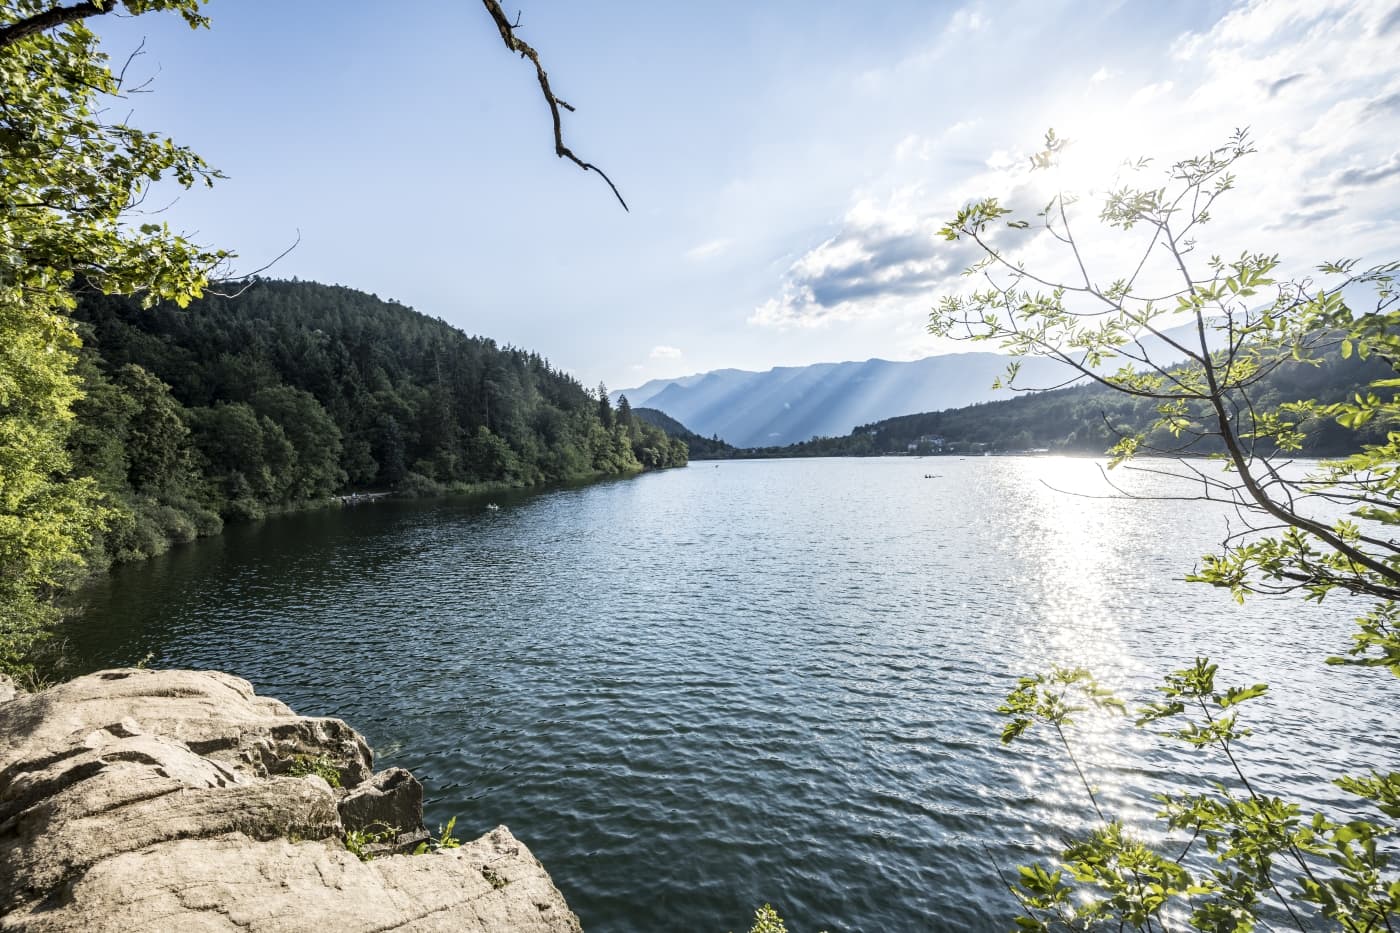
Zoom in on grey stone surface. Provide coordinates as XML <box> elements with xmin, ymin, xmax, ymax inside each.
<box><xmin>339</xmin><ymin>765</ymin><xmax>424</xmax><ymax>833</ymax></box>
<box><xmin>0</xmin><ymin>668</ymin><xmax>582</xmax><ymax>932</ymax></box>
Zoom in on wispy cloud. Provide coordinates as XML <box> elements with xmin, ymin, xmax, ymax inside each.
<box><xmin>1334</xmin><ymin>152</ymin><xmax>1400</xmax><ymax>186</ymax></box>
<box><xmin>1128</xmin><ymin>80</ymin><xmax>1174</xmax><ymax>108</ymax></box>
<box><xmin>749</xmin><ymin>190</ymin><xmax>984</xmax><ymax>329</ymax></box>
<box><xmin>753</xmin><ymin>0</ymin><xmax>1400</xmax><ymax>335</ymax></box>
<box><xmin>1266</xmin><ymin>72</ymin><xmax>1306</xmax><ymax>96</ymax></box>
<box><xmin>894</xmin><ymin>120</ymin><xmax>978</xmax><ymax>162</ymax></box>
<box><xmin>1266</xmin><ymin>205</ymin><xmax>1347</xmax><ymax>230</ymax></box>
<box><xmin>948</xmin><ymin>7</ymin><xmax>987</xmax><ymax>32</ymax></box>
<box><xmin>685</xmin><ymin>238</ymin><xmax>731</xmax><ymax>261</ymax></box>
<box><xmin>649</xmin><ymin>345</ymin><xmax>683</xmax><ymax>360</ymax></box>
<box><xmin>1365</xmin><ymin>89</ymin><xmax>1400</xmax><ymax>115</ymax></box>
<box><xmin>1377</xmin><ymin>2</ymin><xmax>1400</xmax><ymax>34</ymax></box>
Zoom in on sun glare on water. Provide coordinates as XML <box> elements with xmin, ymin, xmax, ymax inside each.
<box><xmin>1017</xmin><ymin>456</ymin><xmax>1136</xmax><ymax>663</ymax></box>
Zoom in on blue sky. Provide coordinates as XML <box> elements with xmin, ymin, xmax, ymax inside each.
<box><xmin>95</xmin><ymin>0</ymin><xmax>1400</xmax><ymax>390</ymax></box>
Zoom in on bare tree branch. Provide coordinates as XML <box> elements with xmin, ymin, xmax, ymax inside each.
<box><xmin>207</xmin><ymin>230</ymin><xmax>301</xmax><ymax>298</ymax></box>
<box><xmin>480</xmin><ymin>0</ymin><xmax>628</xmax><ymax>211</ymax></box>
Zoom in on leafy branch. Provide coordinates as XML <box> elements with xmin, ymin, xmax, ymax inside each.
<box><xmin>939</xmin><ymin>133</ymin><xmax>1400</xmax><ymax>932</ymax></box>
<box><xmin>1000</xmin><ymin>661</ymin><xmax>1398</xmax><ymax>932</ymax></box>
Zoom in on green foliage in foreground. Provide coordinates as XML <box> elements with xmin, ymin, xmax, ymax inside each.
<box><xmin>734</xmin><ymin>904</ymin><xmax>828</xmax><ymax>933</ymax></box>
<box><xmin>930</xmin><ymin>131</ymin><xmax>1400</xmax><ymax>930</ymax></box>
<box><xmin>742</xmin><ymin>905</ymin><xmax>789</xmax><ymax>933</ymax></box>
<box><xmin>287</xmin><ymin>755</ymin><xmax>342</xmax><ymax>788</ymax></box>
<box><xmin>343</xmin><ymin>824</ymin><xmax>398</xmax><ymax>862</ymax></box>
<box><xmin>0</xmin><ymin>0</ymin><xmax>223</xmax><ymax>677</ymax></box>
<box><xmin>412</xmin><ymin>816</ymin><xmax>463</xmax><ymax>856</ymax></box>
<box><xmin>1000</xmin><ymin>664</ymin><xmax>1398</xmax><ymax>932</ymax></box>
<box><xmin>343</xmin><ymin>816</ymin><xmax>462</xmax><ymax>862</ymax></box>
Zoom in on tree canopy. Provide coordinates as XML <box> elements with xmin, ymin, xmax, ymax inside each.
<box><xmin>68</xmin><ymin>281</ymin><xmax>686</xmax><ymax>562</ymax></box>
<box><xmin>0</xmin><ymin>0</ymin><xmax>223</xmax><ymax>675</ymax></box>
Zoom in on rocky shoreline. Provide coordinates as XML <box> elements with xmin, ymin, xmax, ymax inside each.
<box><xmin>0</xmin><ymin>669</ymin><xmax>581</xmax><ymax>932</ymax></box>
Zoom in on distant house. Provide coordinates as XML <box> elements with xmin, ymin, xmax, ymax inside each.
<box><xmin>908</xmin><ymin>434</ymin><xmax>947</xmax><ymax>453</ymax></box>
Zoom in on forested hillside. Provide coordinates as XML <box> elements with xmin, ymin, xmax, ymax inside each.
<box><xmin>633</xmin><ymin>407</ymin><xmax>740</xmax><ymax>459</ymax></box>
<box><xmin>67</xmin><ymin>280</ymin><xmax>686</xmax><ymax>567</ymax></box>
<box><xmin>727</xmin><ymin>349</ymin><xmax>1395</xmax><ymax>459</ymax></box>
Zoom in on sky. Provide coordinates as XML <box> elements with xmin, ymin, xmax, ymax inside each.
<box><xmin>93</xmin><ymin>0</ymin><xmax>1400</xmax><ymax>391</ymax></box>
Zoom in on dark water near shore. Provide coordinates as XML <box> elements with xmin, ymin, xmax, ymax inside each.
<box><xmin>69</xmin><ymin>457</ymin><xmax>1398</xmax><ymax>932</ymax></box>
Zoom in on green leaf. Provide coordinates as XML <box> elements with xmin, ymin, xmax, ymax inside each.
<box><xmin>1219</xmin><ymin>683</ymin><xmax>1269</xmax><ymax>708</ymax></box>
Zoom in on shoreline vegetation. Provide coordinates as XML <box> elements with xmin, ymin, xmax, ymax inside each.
<box><xmin>67</xmin><ymin>279</ymin><xmax>686</xmax><ymax>571</ymax></box>
<box><xmin>16</xmin><ymin>279</ymin><xmax>688</xmax><ymax>678</ymax></box>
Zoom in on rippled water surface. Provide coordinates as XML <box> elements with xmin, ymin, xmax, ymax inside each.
<box><xmin>70</xmin><ymin>457</ymin><xmax>1399</xmax><ymax>931</ymax></box>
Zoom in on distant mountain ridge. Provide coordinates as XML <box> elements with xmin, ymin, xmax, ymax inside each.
<box><xmin>616</xmin><ymin>323</ymin><xmax>1225</xmax><ymax>447</ymax></box>
<box><xmin>741</xmin><ymin>345</ymin><xmax>1395</xmax><ymax>460</ymax></box>
<box><xmin>616</xmin><ymin>353</ymin><xmax>1075</xmax><ymax>447</ymax></box>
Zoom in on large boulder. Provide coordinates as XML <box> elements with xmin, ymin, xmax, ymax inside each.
<box><xmin>339</xmin><ymin>766</ymin><xmax>423</xmax><ymax>830</ymax></box>
<box><xmin>0</xmin><ymin>668</ymin><xmax>582</xmax><ymax>932</ymax></box>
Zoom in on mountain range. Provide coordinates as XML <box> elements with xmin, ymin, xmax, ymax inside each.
<box><xmin>616</xmin><ymin>324</ymin><xmax>1225</xmax><ymax>448</ymax></box>
<box><xmin>617</xmin><ymin>353</ymin><xmax>1077</xmax><ymax>448</ymax></box>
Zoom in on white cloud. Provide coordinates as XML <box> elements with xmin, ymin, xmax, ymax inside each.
<box><xmin>948</xmin><ymin>7</ymin><xmax>987</xmax><ymax>32</ymax></box>
<box><xmin>649</xmin><ymin>345</ymin><xmax>683</xmax><ymax>360</ymax></box>
<box><xmin>1333</xmin><ymin>152</ymin><xmax>1400</xmax><ymax>187</ymax></box>
<box><xmin>1161</xmin><ymin>0</ymin><xmax>1400</xmax><ymax>258</ymax></box>
<box><xmin>893</xmin><ymin>133</ymin><xmax>929</xmax><ymax>162</ymax></box>
<box><xmin>1127</xmin><ymin>80</ymin><xmax>1174</xmax><ymax>108</ymax></box>
<box><xmin>748</xmin><ymin>187</ymin><xmax>985</xmax><ymax>329</ymax></box>
<box><xmin>754</xmin><ymin>0</ymin><xmax>1400</xmax><ymax>336</ymax></box>
<box><xmin>894</xmin><ymin>120</ymin><xmax>979</xmax><ymax>162</ymax></box>
<box><xmin>684</xmin><ymin>238</ymin><xmax>731</xmax><ymax>261</ymax></box>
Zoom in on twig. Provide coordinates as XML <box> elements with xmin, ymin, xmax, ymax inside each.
<box><xmin>207</xmin><ymin>230</ymin><xmax>301</xmax><ymax>298</ymax></box>
<box><xmin>480</xmin><ymin>0</ymin><xmax>628</xmax><ymax>211</ymax></box>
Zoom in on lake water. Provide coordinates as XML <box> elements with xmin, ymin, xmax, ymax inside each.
<box><xmin>68</xmin><ymin>457</ymin><xmax>1399</xmax><ymax>932</ymax></box>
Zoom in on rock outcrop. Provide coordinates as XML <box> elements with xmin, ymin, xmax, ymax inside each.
<box><xmin>0</xmin><ymin>669</ymin><xmax>582</xmax><ymax>932</ymax></box>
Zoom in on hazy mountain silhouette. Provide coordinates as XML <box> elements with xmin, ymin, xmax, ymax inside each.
<box><xmin>616</xmin><ymin>354</ymin><xmax>1076</xmax><ymax>447</ymax></box>
<box><xmin>617</xmin><ymin>325</ymin><xmax>1213</xmax><ymax>447</ymax></box>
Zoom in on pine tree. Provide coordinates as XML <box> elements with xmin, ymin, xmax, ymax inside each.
<box><xmin>596</xmin><ymin>382</ymin><xmax>614</xmax><ymax>429</ymax></box>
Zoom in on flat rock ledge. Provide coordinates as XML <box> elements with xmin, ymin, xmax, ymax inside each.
<box><xmin>0</xmin><ymin>669</ymin><xmax>582</xmax><ymax>932</ymax></box>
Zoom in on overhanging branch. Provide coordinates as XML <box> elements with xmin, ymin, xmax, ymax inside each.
<box><xmin>0</xmin><ymin>1</ymin><xmax>112</xmax><ymax>51</ymax></box>
<box><xmin>481</xmin><ymin>0</ymin><xmax>628</xmax><ymax>211</ymax></box>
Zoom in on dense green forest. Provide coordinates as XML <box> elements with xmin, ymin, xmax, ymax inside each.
<box><xmin>66</xmin><ymin>279</ymin><xmax>687</xmax><ymax>569</ymax></box>
<box><xmin>681</xmin><ymin>349</ymin><xmax>1394</xmax><ymax>459</ymax></box>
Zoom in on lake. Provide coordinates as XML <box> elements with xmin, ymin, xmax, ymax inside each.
<box><xmin>68</xmin><ymin>457</ymin><xmax>1399</xmax><ymax>932</ymax></box>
